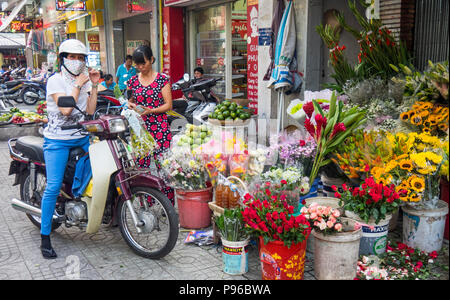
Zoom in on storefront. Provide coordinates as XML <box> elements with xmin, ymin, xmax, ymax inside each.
<box><xmin>164</xmin><ymin>0</ymin><xmax>258</xmax><ymax>111</ymax></box>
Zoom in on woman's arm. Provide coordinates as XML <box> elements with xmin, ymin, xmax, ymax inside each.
<box><xmin>141</xmin><ymin>83</ymin><xmax>173</xmax><ymax>115</ymax></box>
<box><xmin>52</xmin><ymin>75</ymin><xmax>86</xmax><ymax>116</ymax></box>
<box><xmin>86</xmin><ymin>69</ymin><xmax>100</xmax><ymax>115</ymax></box>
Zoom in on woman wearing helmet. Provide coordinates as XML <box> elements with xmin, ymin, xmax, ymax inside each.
<box><xmin>39</xmin><ymin>39</ymin><xmax>100</xmax><ymax>259</ymax></box>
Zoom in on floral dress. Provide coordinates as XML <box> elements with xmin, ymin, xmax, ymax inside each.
<box><xmin>127</xmin><ymin>73</ymin><xmax>174</xmax><ymax>204</ymax></box>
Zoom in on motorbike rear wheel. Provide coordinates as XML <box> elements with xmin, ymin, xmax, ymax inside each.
<box><xmin>20</xmin><ymin>87</ymin><xmax>39</xmax><ymax>105</ymax></box>
<box><xmin>19</xmin><ymin>169</ymin><xmax>62</xmax><ymax>231</ymax></box>
<box><xmin>118</xmin><ymin>187</ymin><xmax>179</xmax><ymax>259</ymax></box>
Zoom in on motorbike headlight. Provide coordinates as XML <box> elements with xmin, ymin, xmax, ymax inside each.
<box><xmin>84</xmin><ymin>124</ymin><xmax>104</xmax><ymax>133</ymax></box>
<box><xmin>108</xmin><ymin>118</ymin><xmax>126</xmax><ymax>133</ymax></box>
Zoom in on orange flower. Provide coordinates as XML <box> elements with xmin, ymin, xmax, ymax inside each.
<box><xmin>400</xmin><ymin>112</ymin><xmax>409</xmax><ymax>121</ymax></box>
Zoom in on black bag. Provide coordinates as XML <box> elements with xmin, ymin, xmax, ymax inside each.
<box><xmin>63</xmin><ymin>147</ymin><xmax>87</xmax><ymax>186</ymax></box>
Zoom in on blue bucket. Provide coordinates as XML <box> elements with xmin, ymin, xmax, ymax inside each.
<box><xmin>222</xmin><ymin>239</ymin><xmax>249</xmax><ymax>275</ymax></box>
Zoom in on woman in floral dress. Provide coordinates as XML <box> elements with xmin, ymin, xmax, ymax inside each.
<box><xmin>127</xmin><ymin>45</ymin><xmax>174</xmax><ymax>204</ymax></box>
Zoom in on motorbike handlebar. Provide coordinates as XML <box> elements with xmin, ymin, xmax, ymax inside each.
<box><xmin>61</xmin><ymin>124</ymin><xmax>83</xmax><ymax>130</ymax></box>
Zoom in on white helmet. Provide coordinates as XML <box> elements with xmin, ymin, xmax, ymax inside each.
<box><xmin>58</xmin><ymin>39</ymin><xmax>88</xmax><ymax>56</ymax></box>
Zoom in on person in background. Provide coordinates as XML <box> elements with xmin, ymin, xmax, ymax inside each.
<box><xmin>98</xmin><ymin>70</ymin><xmax>104</xmax><ymax>83</ymax></box>
<box><xmin>0</xmin><ymin>65</ymin><xmax>8</xmax><ymax>74</ymax></box>
<box><xmin>192</xmin><ymin>67</ymin><xmax>220</xmax><ymax>102</ymax></box>
<box><xmin>115</xmin><ymin>55</ymin><xmax>136</xmax><ymax>91</ymax></box>
<box><xmin>101</xmin><ymin>74</ymin><xmax>117</xmax><ymax>91</ymax></box>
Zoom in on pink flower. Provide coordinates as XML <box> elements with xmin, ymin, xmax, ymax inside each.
<box><xmin>332</xmin><ymin>209</ymin><xmax>340</xmax><ymax>218</ymax></box>
<box><xmin>326</xmin><ymin>220</ymin><xmax>335</xmax><ymax>228</ymax></box>
<box><xmin>334</xmin><ymin>223</ymin><xmax>343</xmax><ymax>231</ymax></box>
<box><xmin>330</xmin><ymin>122</ymin><xmax>346</xmax><ymax>138</ymax></box>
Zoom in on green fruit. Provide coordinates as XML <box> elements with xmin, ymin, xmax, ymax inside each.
<box><xmin>200</xmin><ymin>132</ymin><xmax>207</xmax><ymax>139</ymax></box>
<box><xmin>222</xmin><ymin>101</ymin><xmax>231</xmax><ymax>106</ymax></box>
<box><xmin>195</xmin><ymin>138</ymin><xmax>202</xmax><ymax>145</ymax></box>
<box><xmin>217</xmin><ymin>114</ymin><xmax>224</xmax><ymax>120</ymax></box>
<box><xmin>237</xmin><ymin>105</ymin><xmax>243</xmax><ymax>109</ymax></box>
<box><xmin>201</xmin><ymin>125</ymin><xmax>208</xmax><ymax>132</ymax></box>
<box><xmin>222</xmin><ymin>110</ymin><xmax>230</xmax><ymax>117</ymax></box>
<box><xmin>230</xmin><ymin>112</ymin><xmax>236</xmax><ymax>118</ymax></box>
<box><xmin>239</xmin><ymin>113</ymin><xmax>246</xmax><ymax>120</ymax></box>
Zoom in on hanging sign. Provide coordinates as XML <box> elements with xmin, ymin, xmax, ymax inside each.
<box><xmin>56</xmin><ymin>0</ymin><xmax>86</xmax><ymax>11</ymax></box>
<box><xmin>247</xmin><ymin>1</ymin><xmax>259</xmax><ymax>113</ymax></box>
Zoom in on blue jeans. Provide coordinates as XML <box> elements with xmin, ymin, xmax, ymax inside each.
<box><xmin>40</xmin><ymin>136</ymin><xmax>90</xmax><ymax>235</ymax></box>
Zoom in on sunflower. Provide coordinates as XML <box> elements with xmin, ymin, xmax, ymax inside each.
<box><xmin>420</xmin><ymin>102</ymin><xmax>433</xmax><ymax>110</ymax></box>
<box><xmin>385</xmin><ymin>160</ymin><xmax>398</xmax><ymax>173</ymax></box>
<box><xmin>408</xmin><ymin>193</ymin><xmax>421</xmax><ymax>202</ymax></box>
<box><xmin>410</xmin><ymin>176</ymin><xmax>425</xmax><ymax>192</ymax></box>
<box><xmin>411</xmin><ymin>115</ymin><xmax>423</xmax><ymax>126</ymax></box>
<box><xmin>439</xmin><ymin>123</ymin><xmax>448</xmax><ymax>131</ymax></box>
<box><xmin>419</xmin><ymin>110</ymin><xmax>430</xmax><ymax>118</ymax></box>
<box><xmin>400</xmin><ymin>111</ymin><xmax>410</xmax><ymax>121</ymax></box>
<box><xmin>423</xmin><ymin>120</ymin><xmax>432</xmax><ymax>128</ymax></box>
<box><xmin>399</xmin><ymin>159</ymin><xmax>413</xmax><ymax>171</ymax></box>
<box><xmin>422</xmin><ymin>127</ymin><xmax>432</xmax><ymax>134</ymax></box>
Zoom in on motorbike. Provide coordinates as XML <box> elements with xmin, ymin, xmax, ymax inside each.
<box><xmin>0</xmin><ymin>80</ymin><xmax>24</xmax><ymax>108</ymax></box>
<box><xmin>172</xmin><ymin>73</ymin><xmax>221</xmax><ymax>125</ymax></box>
<box><xmin>93</xmin><ymin>89</ymin><xmax>124</xmax><ymax>119</ymax></box>
<box><xmin>9</xmin><ymin>96</ymin><xmax>179</xmax><ymax>259</ymax></box>
<box><xmin>19</xmin><ymin>79</ymin><xmax>47</xmax><ymax>105</ymax></box>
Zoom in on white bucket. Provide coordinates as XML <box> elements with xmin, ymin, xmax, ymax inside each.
<box><xmin>402</xmin><ymin>200</ymin><xmax>449</xmax><ymax>253</ymax></box>
<box><xmin>304</xmin><ymin>197</ymin><xmax>342</xmax><ymax>253</ymax></box>
<box><xmin>222</xmin><ymin>238</ymin><xmax>249</xmax><ymax>275</ymax></box>
<box><xmin>312</xmin><ymin>217</ymin><xmax>362</xmax><ymax>280</ymax></box>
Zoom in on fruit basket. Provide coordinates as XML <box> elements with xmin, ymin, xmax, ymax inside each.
<box><xmin>207</xmin><ymin>100</ymin><xmax>253</xmax><ymax>127</ymax></box>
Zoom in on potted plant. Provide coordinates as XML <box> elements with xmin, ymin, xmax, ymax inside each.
<box><xmin>160</xmin><ymin>147</ymin><xmax>212</xmax><ymax>229</ymax></box>
<box><xmin>300</xmin><ymin>203</ymin><xmax>362</xmax><ymax>280</ymax></box>
<box><xmin>334</xmin><ymin>176</ymin><xmax>401</xmax><ymax>256</ymax></box>
<box><xmin>215</xmin><ymin>208</ymin><xmax>249</xmax><ymax>275</ymax></box>
<box><xmin>375</xmin><ymin>132</ymin><xmax>449</xmax><ymax>253</ymax></box>
<box><xmin>241</xmin><ymin>182</ymin><xmax>311</xmax><ymax>280</ymax></box>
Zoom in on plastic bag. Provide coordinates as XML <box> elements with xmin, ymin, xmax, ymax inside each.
<box><xmin>286</xmin><ymin>98</ymin><xmax>306</xmax><ymax>122</ymax></box>
<box><xmin>121</xmin><ymin>109</ymin><xmax>158</xmax><ymax>159</ymax></box>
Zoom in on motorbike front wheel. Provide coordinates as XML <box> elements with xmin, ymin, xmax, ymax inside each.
<box><xmin>118</xmin><ymin>187</ymin><xmax>179</xmax><ymax>259</ymax></box>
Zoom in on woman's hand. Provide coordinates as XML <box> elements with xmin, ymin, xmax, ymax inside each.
<box><xmin>88</xmin><ymin>68</ymin><xmax>101</xmax><ymax>84</ymax></box>
<box><xmin>128</xmin><ymin>101</ymin><xmax>137</xmax><ymax>110</ymax></box>
<box><xmin>75</xmin><ymin>73</ymin><xmax>89</xmax><ymax>87</ymax></box>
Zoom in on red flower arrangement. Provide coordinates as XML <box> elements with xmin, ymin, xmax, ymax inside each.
<box><xmin>335</xmin><ymin>176</ymin><xmax>400</xmax><ymax>224</ymax></box>
<box><xmin>242</xmin><ymin>182</ymin><xmax>311</xmax><ymax>248</ymax></box>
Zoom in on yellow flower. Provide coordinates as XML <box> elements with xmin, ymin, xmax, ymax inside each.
<box><xmin>399</xmin><ymin>159</ymin><xmax>413</xmax><ymax>171</ymax></box>
<box><xmin>422</xmin><ymin>127</ymin><xmax>432</xmax><ymax>135</ymax></box>
<box><xmin>419</xmin><ymin>110</ymin><xmax>430</xmax><ymax>118</ymax></box>
<box><xmin>411</xmin><ymin>115</ymin><xmax>423</xmax><ymax>126</ymax></box>
<box><xmin>400</xmin><ymin>111</ymin><xmax>410</xmax><ymax>121</ymax></box>
<box><xmin>419</xmin><ymin>102</ymin><xmax>433</xmax><ymax>110</ymax></box>
<box><xmin>438</xmin><ymin>123</ymin><xmax>448</xmax><ymax>131</ymax></box>
<box><xmin>410</xmin><ymin>176</ymin><xmax>425</xmax><ymax>192</ymax></box>
<box><xmin>408</xmin><ymin>193</ymin><xmax>421</xmax><ymax>202</ymax></box>
<box><xmin>384</xmin><ymin>160</ymin><xmax>398</xmax><ymax>173</ymax></box>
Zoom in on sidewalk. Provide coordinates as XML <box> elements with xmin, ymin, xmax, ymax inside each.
<box><xmin>0</xmin><ymin>141</ymin><xmax>448</xmax><ymax>280</ymax></box>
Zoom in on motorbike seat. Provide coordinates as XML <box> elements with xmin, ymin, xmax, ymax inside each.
<box><xmin>15</xmin><ymin>136</ymin><xmax>44</xmax><ymax>163</ymax></box>
<box><xmin>5</xmin><ymin>80</ymin><xmax>22</xmax><ymax>89</ymax></box>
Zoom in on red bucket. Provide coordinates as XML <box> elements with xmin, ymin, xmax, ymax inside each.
<box><xmin>441</xmin><ymin>178</ymin><xmax>449</xmax><ymax>240</ymax></box>
<box><xmin>259</xmin><ymin>236</ymin><xmax>307</xmax><ymax>280</ymax></box>
<box><xmin>176</xmin><ymin>187</ymin><xmax>212</xmax><ymax>229</ymax></box>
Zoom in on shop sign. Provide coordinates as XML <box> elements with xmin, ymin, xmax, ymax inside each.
<box><xmin>126</xmin><ymin>40</ymin><xmax>146</xmax><ymax>56</ymax></box>
<box><xmin>163</xmin><ymin>0</ymin><xmax>191</xmax><ymax>6</ymax></box>
<box><xmin>88</xmin><ymin>33</ymin><xmax>99</xmax><ymax>43</ymax></box>
<box><xmin>127</xmin><ymin>0</ymin><xmax>148</xmax><ymax>13</ymax></box>
<box><xmin>56</xmin><ymin>0</ymin><xmax>86</xmax><ymax>11</ymax></box>
<box><xmin>232</xmin><ymin>19</ymin><xmax>247</xmax><ymax>39</ymax></box>
<box><xmin>89</xmin><ymin>43</ymin><xmax>100</xmax><ymax>51</ymax></box>
<box><xmin>10</xmin><ymin>20</ymin><xmax>32</xmax><ymax>32</ymax></box>
<box><xmin>247</xmin><ymin>1</ymin><xmax>258</xmax><ymax>113</ymax></box>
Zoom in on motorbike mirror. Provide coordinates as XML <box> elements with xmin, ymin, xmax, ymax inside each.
<box><xmin>183</xmin><ymin>73</ymin><xmax>189</xmax><ymax>82</ymax></box>
<box><xmin>57</xmin><ymin>96</ymin><xmax>77</xmax><ymax>108</ymax></box>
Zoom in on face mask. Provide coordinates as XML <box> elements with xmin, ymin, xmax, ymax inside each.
<box><xmin>63</xmin><ymin>58</ymin><xmax>86</xmax><ymax>76</ymax></box>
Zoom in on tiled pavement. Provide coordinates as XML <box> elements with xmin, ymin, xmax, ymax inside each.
<box><xmin>0</xmin><ymin>141</ymin><xmax>448</xmax><ymax>280</ymax></box>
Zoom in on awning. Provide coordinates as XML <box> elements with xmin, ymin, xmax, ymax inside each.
<box><xmin>0</xmin><ymin>33</ymin><xmax>26</xmax><ymax>49</ymax></box>
<box><xmin>0</xmin><ymin>0</ymin><xmax>28</xmax><ymax>32</ymax></box>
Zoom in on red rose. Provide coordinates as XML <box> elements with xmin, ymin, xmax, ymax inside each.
<box><xmin>334</xmin><ymin>192</ymin><xmax>341</xmax><ymax>199</ymax></box>
<box><xmin>299</xmin><ymin>140</ymin><xmax>306</xmax><ymax>147</ymax></box>
<box><xmin>281</xmin><ymin>180</ymin><xmax>287</xmax><ymax>185</ymax></box>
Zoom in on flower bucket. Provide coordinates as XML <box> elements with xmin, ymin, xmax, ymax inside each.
<box><xmin>312</xmin><ymin>217</ymin><xmax>362</xmax><ymax>280</ymax></box>
<box><xmin>440</xmin><ymin>178</ymin><xmax>449</xmax><ymax>240</ymax></box>
<box><xmin>402</xmin><ymin>200</ymin><xmax>449</xmax><ymax>253</ymax></box>
<box><xmin>258</xmin><ymin>236</ymin><xmax>307</xmax><ymax>280</ymax></box>
<box><xmin>304</xmin><ymin>197</ymin><xmax>342</xmax><ymax>253</ymax></box>
<box><xmin>222</xmin><ymin>238</ymin><xmax>249</xmax><ymax>275</ymax></box>
<box><xmin>320</xmin><ymin>174</ymin><xmax>348</xmax><ymax>197</ymax></box>
<box><xmin>345</xmin><ymin>210</ymin><xmax>391</xmax><ymax>256</ymax></box>
<box><xmin>176</xmin><ymin>187</ymin><xmax>212</xmax><ymax>229</ymax></box>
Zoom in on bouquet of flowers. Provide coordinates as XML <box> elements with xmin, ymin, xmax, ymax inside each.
<box><xmin>331</xmin><ymin>129</ymin><xmax>392</xmax><ymax>182</ymax></box>
<box><xmin>160</xmin><ymin>147</ymin><xmax>210</xmax><ymax>190</ymax></box>
<box><xmin>242</xmin><ymin>187</ymin><xmax>311</xmax><ymax>248</ymax></box>
<box><xmin>268</xmin><ymin>130</ymin><xmax>316</xmax><ymax>176</ymax></box>
<box><xmin>300</xmin><ymin>203</ymin><xmax>343</xmax><ymax>235</ymax></box>
<box><xmin>374</xmin><ymin>132</ymin><xmax>447</xmax><ymax>209</ymax></box>
<box><xmin>260</xmin><ymin>167</ymin><xmax>310</xmax><ymax>212</ymax></box>
<box><xmin>303</xmin><ymin>91</ymin><xmax>366</xmax><ymax>186</ymax></box>
<box><xmin>334</xmin><ymin>176</ymin><xmax>401</xmax><ymax>224</ymax></box>
<box><xmin>399</xmin><ymin>101</ymin><xmax>449</xmax><ymax>137</ymax></box>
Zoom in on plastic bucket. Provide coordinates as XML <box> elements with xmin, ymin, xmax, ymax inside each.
<box><xmin>259</xmin><ymin>236</ymin><xmax>307</xmax><ymax>280</ymax></box>
<box><xmin>222</xmin><ymin>238</ymin><xmax>249</xmax><ymax>275</ymax></box>
<box><xmin>176</xmin><ymin>187</ymin><xmax>212</xmax><ymax>229</ymax></box>
<box><xmin>440</xmin><ymin>178</ymin><xmax>449</xmax><ymax>240</ymax></box>
<box><xmin>402</xmin><ymin>200</ymin><xmax>449</xmax><ymax>253</ymax></box>
<box><xmin>304</xmin><ymin>197</ymin><xmax>342</xmax><ymax>253</ymax></box>
<box><xmin>321</xmin><ymin>174</ymin><xmax>347</xmax><ymax>197</ymax></box>
<box><xmin>345</xmin><ymin>210</ymin><xmax>391</xmax><ymax>256</ymax></box>
<box><xmin>312</xmin><ymin>217</ymin><xmax>362</xmax><ymax>280</ymax></box>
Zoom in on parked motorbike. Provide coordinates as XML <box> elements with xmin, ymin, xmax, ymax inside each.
<box><xmin>19</xmin><ymin>79</ymin><xmax>47</xmax><ymax>105</ymax></box>
<box><xmin>93</xmin><ymin>89</ymin><xmax>123</xmax><ymax>119</ymax></box>
<box><xmin>9</xmin><ymin>96</ymin><xmax>179</xmax><ymax>259</ymax></box>
<box><xmin>0</xmin><ymin>80</ymin><xmax>26</xmax><ymax>105</ymax></box>
<box><xmin>172</xmin><ymin>73</ymin><xmax>221</xmax><ymax>125</ymax></box>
